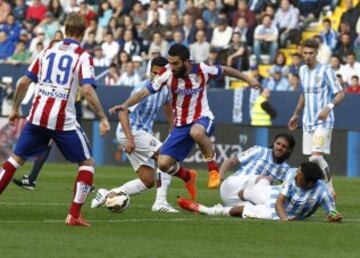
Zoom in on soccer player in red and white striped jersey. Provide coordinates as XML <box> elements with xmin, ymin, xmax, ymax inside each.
<box><xmin>0</xmin><ymin>13</ymin><xmax>110</xmax><ymax>227</ymax></box>
<box><xmin>110</xmin><ymin>43</ymin><xmax>261</xmax><ymax>191</ymax></box>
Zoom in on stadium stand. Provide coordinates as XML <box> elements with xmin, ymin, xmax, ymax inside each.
<box><xmin>0</xmin><ymin>0</ymin><xmax>360</xmax><ymax>106</ymax></box>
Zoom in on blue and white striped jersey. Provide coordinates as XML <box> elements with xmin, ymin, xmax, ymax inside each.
<box><xmin>299</xmin><ymin>63</ymin><xmax>342</xmax><ymax>132</ymax></box>
<box><xmin>269</xmin><ymin>172</ymin><xmax>336</xmax><ymax>220</ymax></box>
<box><xmin>117</xmin><ymin>80</ymin><xmax>170</xmax><ymax>134</ymax></box>
<box><xmin>233</xmin><ymin>146</ymin><xmax>291</xmax><ymax>182</ymax></box>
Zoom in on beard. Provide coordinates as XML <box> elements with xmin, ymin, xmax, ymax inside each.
<box><xmin>173</xmin><ymin>65</ymin><xmax>187</xmax><ymax>78</ymax></box>
<box><xmin>272</xmin><ymin>151</ymin><xmax>290</xmax><ymax>163</ymax></box>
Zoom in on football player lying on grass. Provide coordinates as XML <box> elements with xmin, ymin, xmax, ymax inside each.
<box><xmin>178</xmin><ymin>161</ymin><xmax>342</xmax><ymax>222</ymax></box>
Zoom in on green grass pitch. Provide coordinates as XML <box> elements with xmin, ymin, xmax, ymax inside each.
<box><xmin>0</xmin><ymin>163</ymin><xmax>359</xmax><ymax>258</ymax></box>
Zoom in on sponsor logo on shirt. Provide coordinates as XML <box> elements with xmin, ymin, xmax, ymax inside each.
<box><xmin>175</xmin><ymin>87</ymin><xmax>203</xmax><ymax>96</ymax></box>
<box><xmin>37</xmin><ymin>86</ymin><xmax>69</xmax><ymax>100</ymax></box>
<box><xmin>303</xmin><ymin>87</ymin><xmax>320</xmax><ymax>94</ymax></box>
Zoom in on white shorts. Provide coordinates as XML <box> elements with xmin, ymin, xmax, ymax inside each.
<box><xmin>303</xmin><ymin>128</ymin><xmax>332</xmax><ymax>155</ymax></box>
<box><xmin>116</xmin><ymin>130</ymin><xmax>162</xmax><ymax>172</ymax></box>
<box><xmin>220</xmin><ymin>175</ymin><xmax>257</xmax><ymax>207</ymax></box>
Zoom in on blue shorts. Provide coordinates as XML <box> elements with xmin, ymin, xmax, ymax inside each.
<box><xmin>14</xmin><ymin>123</ymin><xmax>92</xmax><ymax>163</ymax></box>
<box><xmin>160</xmin><ymin>117</ymin><xmax>215</xmax><ymax>161</ymax></box>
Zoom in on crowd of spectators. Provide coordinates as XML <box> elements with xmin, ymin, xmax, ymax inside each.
<box><xmin>0</xmin><ymin>0</ymin><xmax>359</xmax><ymax>95</ymax></box>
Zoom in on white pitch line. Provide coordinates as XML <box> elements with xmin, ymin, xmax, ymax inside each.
<box><xmin>0</xmin><ymin>217</ymin><xmax>359</xmax><ymax>224</ymax></box>
<box><xmin>0</xmin><ymin>202</ymin><xmax>150</xmax><ymax>208</ymax></box>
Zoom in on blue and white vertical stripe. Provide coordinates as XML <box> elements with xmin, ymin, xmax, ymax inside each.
<box><xmin>269</xmin><ymin>174</ymin><xmax>336</xmax><ymax>220</ymax></box>
<box><xmin>117</xmin><ymin>80</ymin><xmax>170</xmax><ymax>134</ymax></box>
<box><xmin>299</xmin><ymin>63</ymin><xmax>342</xmax><ymax>132</ymax></box>
<box><xmin>234</xmin><ymin>146</ymin><xmax>291</xmax><ymax>182</ymax></box>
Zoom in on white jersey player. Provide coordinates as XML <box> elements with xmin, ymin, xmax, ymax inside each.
<box><xmin>178</xmin><ymin>162</ymin><xmax>343</xmax><ymax>223</ymax></box>
<box><xmin>288</xmin><ymin>39</ymin><xmax>345</xmax><ymax>195</ymax></box>
<box><xmin>219</xmin><ymin>132</ymin><xmax>295</xmax><ymax>207</ymax></box>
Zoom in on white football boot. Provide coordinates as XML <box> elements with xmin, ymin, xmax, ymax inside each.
<box><xmin>90</xmin><ymin>188</ymin><xmax>109</xmax><ymax>208</ymax></box>
<box><xmin>151</xmin><ymin>201</ymin><xmax>179</xmax><ymax>213</ymax></box>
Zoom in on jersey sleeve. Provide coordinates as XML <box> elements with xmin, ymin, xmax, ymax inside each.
<box><xmin>325</xmin><ymin>66</ymin><xmax>342</xmax><ymax>95</ymax></box>
<box><xmin>280</xmin><ymin>178</ymin><xmax>293</xmax><ymax>198</ymax></box>
<box><xmin>79</xmin><ymin>53</ymin><xmax>97</xmax><ymax>88</ymax></box>
<box><xmin>237</xmin><ymin>146</ymin><xmax>262</xmax><ymax>164</ymax></box>
<box><xmin>161</xmin><ymin>86</ymin><xmax>171</xmax><ymax>105</ymax></box>
<box><xmin>146</xmin><ymin>67</ymin><xmax>168</xmax><ymax>94</ymax></box>
<box><xmin>25</xmin><ymin>55</ymin><xmax>41</xmax><ymax>83</ymax></box>
<box><xmin>200</xmin><ymin>62</ymin><xmax>223</xmax><ymax>80</ymax></box>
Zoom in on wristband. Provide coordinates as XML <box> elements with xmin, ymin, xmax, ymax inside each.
<box><xmin>327</xmin><ymin>103</ymin><xmax>335</xmax><ymax>110</ymax></box>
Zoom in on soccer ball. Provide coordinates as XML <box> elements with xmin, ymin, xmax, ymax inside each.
<box><xmin>105</xmin><ymin>191</ymin><xmax>130</xmax><ymax>213</ymax></box>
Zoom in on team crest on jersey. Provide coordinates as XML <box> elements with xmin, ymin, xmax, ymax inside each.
<box><xmin>193</xmin><ymin>75</ymin><xmax>202</xmax><ymax>85</ymax></box>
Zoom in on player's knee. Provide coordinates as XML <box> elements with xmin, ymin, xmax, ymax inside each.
<box><xmin>229</xmin><ymin>206</ymin><xmax>244</xmax><ymax>217</ymax></box>
<box><xmin>158</xmin><ymin>162</ymin><xmax>171</xmax><ymax>173</ymax></box>
<box><xmin>190</xmin><ymin>127</ymin><xmax>205</xmax><ymax>141</ymax></box>
<box><xmin>309</xmin><ymin>155</ymin><xmax>322</xmax><ymax>163</ymax></box>
<box><xmin>141</xmin><ymin>177</ymin><xmax>154</xmax><ymax>188</ymax></box>
<box><xmin>158</xmin><ymin>159</ymin><xmax>175</xmax><ymax>173</ymax></box>
<box><xmin>138</xmin><ymin>166</ymin><xmax>155</xmax><ymax>188</ymax></box>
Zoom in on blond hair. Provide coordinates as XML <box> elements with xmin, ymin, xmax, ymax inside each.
<box><xmin>64</xmin><ymin>13</ymin><xmax>86</xmax><ymax>38</ymax></box>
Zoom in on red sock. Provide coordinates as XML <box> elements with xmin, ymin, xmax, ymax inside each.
<box><xmin>173</xmin><ymin>167</ymin><xmax>191</xmax><ymax>182</ymax></box>
<box><xmin>207</xmin><ymin>160</ymin><xmax>219</xmax><ymax>173</ymax></box>
<box><xmin>69</xmin><ymin>166</ymin><xmax>94</xmax><ymax>218</ymax></box>
<box><xmin>0</xmin><ymin>158</ymin><xmax>20</xmax><ymax>194</ymax></box>
<box><xmin>206</xmin><ymin>153</ymin><xmax>219</xmax><ymax>173</ymax></box>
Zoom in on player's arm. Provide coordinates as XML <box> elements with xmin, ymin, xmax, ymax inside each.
<box><xmin>82</xmin><ymin>84</ymin><xmax>110</xmax><ymax>135</ymax></box>
<box><xmin>109</xmin><ymin>87</ymin><xmax>151</xmax><ymax>114</ymax></box>
<box><xmin>319</xmin><ymin>192</ymin><xmax>343</xmax><ymax>223</ymax></box>
<box><xmin>221</xmin><ymin>66</ymin><xmax>262</xmax><ymax>90</ymax></box>
<box><xmin>118</xmin><ymin>109</ymin><xmax>135</xmax><ymax>154</ymax></box>
<box><xmin>318</xmin><ymin>90</ymin><xmax>345</xmax><ymax>120</ymax></box>
<box><xmin>9</xmin><ymin>76</ymin><xmax>32</xmax><ymax>125</ymax></box>
<box><xmin>288</xmin><ymin>93</ymin><xmax>305</xmax><ymax>131</ymax></box>
<box><xmin>319</xmin><ymin>67</ymin><xmax>346</xmax><ymax>120</ymax></box>
<box><xmin>162</xmin><ymin>102</ymin><xmax>174</xmax><ymax>130</ymax></box>
<box><xmin>275</xmin><ymin>193</ymin><xmax>290</xmax><ymax>221</ymax></box>
<box><xmin>219</xmin><ymin>157</ymin><xmax>240</xmax><ymax>181</ymax></box>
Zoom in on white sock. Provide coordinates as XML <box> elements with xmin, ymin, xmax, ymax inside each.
<box><xmin>199</xmin><ymin>204</ymin><xmax>231</xmax><ymax>216</ymax></box>
<box><xmin>327</xmin><ymin>177</ymin><xmax>335</xmax><ymax>194</ymax></box>
<box><xmin>309</xmin><ymin>156</ymin><xmax>330</xmax><ymax>182</ymax></box>
<box><xmin>155</xmin><ymin>169</ymin><xmax>171</xmax><ymax>203</ymax></box>
<box><xmin>110</xmin><ymin>179</ymin><xmax>148</xmax><ymax>195</ymax></box>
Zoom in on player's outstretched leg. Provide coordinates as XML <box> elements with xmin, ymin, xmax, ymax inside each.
<box><xmin>91</xmin><ymin>165</ymin><xmax>157</xmax><ymax>209</ymax></box>
<box><xmin>0</xmin><ymin>156</ymin><xmax>22</xmax><ymax>194</ymax></box>
<box><xmin>158</xmin><ymin>155</ymin><xmax>198</xmax><ymax>200</ymax></box>
<box><xmin>66</xmin><ymin>165</ymin><xmax>94</xmax><ymax>227</ymax></box>
<box><xmin>189</xmin><ymin>123</ymin><xmax>220</xmax><ymax>189</ymax></box>
<box><xmin>152</xmin><ymin>170</ymin><xmax>178</xmax><ymax>213</ymax></box>
<box><xmin>12</xmin><ymin>144</ymin><xmax>52</xmax><ymax>190</ymax></box>
<box><xmin>177</xmin><ymin>197</ymin><xmax>232</xmax><ymax>216</ymax></box>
